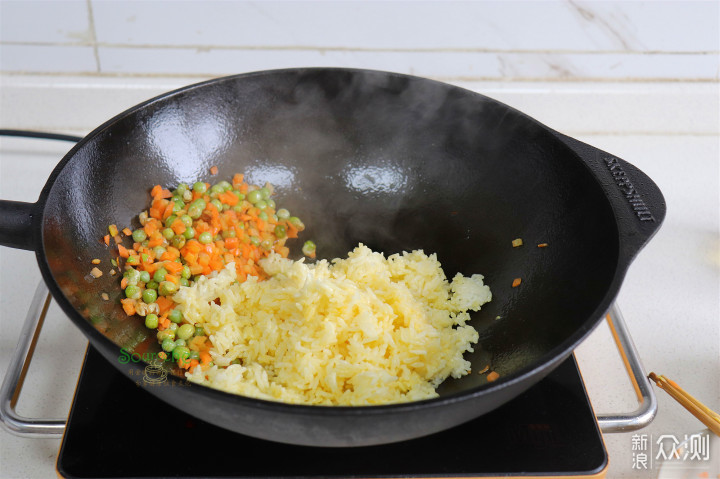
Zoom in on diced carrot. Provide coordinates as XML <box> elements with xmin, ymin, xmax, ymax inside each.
<box><xmin>512</xmin><ymin>278</ymin><xmax>522</xmax><ymax>288</ymax></box>
<box><xmin>162</xmin><ymin>201</ymin><xmax>175</xmax><ymax>220</ymax></box>
<box><xmin>161</xmin><ymin>249</ymin><xmax>179</xmax><ymax>262</ymax></box>
<box><xmin>121</xmin><ymin>299</ymin><xmax>135</xmax><ymax>316</ymax></box>
<box><xmin>164</xmin><ymin>261</ymin><xmax>183</xmax><ymax>275</ymax></box>
<box><xmin>122</xmin><ymin>227</ymin><xmax>132</xmax><ymax>236</ymax></box>
<box><xmin>103</xmin><ymin>235</ymin><xmax>110</xmax><ymax>245</ymax></box>
<box><xmin>144</xmin><ymin>220</ymin><xmax>158</xmax><ymax>236</ymax></box>
<box><xmin>189</xmin><ymin>264</ymin><xmax>204</xmax><ymax>275</ymax></box>
<box><xmin>147</xmin><ymin>233</ymin><xmax>164</xmax><ymax>248</ymax></box>
<box><xmin>149</xmin><ymin>207</ymin><xmax>162</xmax><ymax>220</ymax></box>
<box><xmin>199</xmin><ymin>352</ymin><xmax>212</xmax><ymax>366</ymax></box>
<box><xmin>209</xmin><ymin>257</ymin><xmax>224</xmax><ymax>271</ymax></box>
<box><xmin>487</xmin><ymin>371</ymin><xmax>500</xmax><ymax>382</ymax></box>
<box><xmin>218</xmin><ymin>191</ymin><xmax>239</xmax><ymax>206</ymax></box>
<box><xmin>120</xmin><ymin>277</ymin><xmax>128</xmax><ymax>289</ymax></box>
<box><xmin>210</xmin><ymin>165</ymin><xmax>219</xmax><ymax>175</ymax></box>
<box><xmin>151</xmin><ymin>185</ymin><xmax>172</xmax><ymax>199</ymax></box>
<box><xmin>232</xmin><ymin>173</ymin><xmax>244</xmax><ymax>187</ymax></box>
<box><xmin>171</xmin><ymin>218</ymin><xmax>186</xmax><ymax>235</ymax></box>
<box><xmin>117</xmin><ymin>244</ymin><xmax>130</xmax><ymax>258</ymax></box>
<box><xmin>156</xmin><ymin>296</ymin><xmax>174</xmax><ymax>315</ymax></box>
<box><xmin>165</xmin><ymin>274</ymin><xmax>179</xmax><ymax>285</ymax></box>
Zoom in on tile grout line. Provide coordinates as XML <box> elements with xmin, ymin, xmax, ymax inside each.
<box><xmin>86</xmin><ymin>0</ymin><xmax>101</xmax><ymax>74</ymax></box>
<box><xmin>1</xmin><ymin>40</ymin><xmax>718</xmax><ymax>56</ymax></box>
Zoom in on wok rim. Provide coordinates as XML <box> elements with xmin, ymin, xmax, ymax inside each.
<box><xmin>33</xmin><ymin>67</ymin><xmax>628</xmax><ymax>415</ymax></box>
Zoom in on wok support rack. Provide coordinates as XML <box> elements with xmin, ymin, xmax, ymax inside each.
<box><xmin>1</xmin><ymin>282</ymin><xmax>656</xmax><ymax>438</ymax></box>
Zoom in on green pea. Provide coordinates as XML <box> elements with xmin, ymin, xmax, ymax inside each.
<box><xmin>159</xmin><ymin>281</ymin><xmax>177</xmax><ymax>296</ymax></box>
<box><xmin>175</xmin><ymin>183</ymin><xmax>189</xmax><ymax>195</ymax></box>
<box><xmin>232</xmin><ymin>204</ymin><xmax>244</xmax><ymax>213</ymax></box>
<box><xmin>183</xmin><ymin>226</ymin><xmax>196</xmax><ymax>239</ymax></box>
<box><xmin>138</xmin><ymin>270</ymin><xmax>150</xmax><ymax>283</ymax></box>
<box><xmin>210</xmin><ymin>184</ymin><xmax>225</xmax><ymax>195</ymax></box>
<box><xmin>192</xmin><ymin>198</ymin><xmax>206</xmax><ymax>210</ymax></box>
<box><xmin>198</xmin><ymin>232</ymin><xmax>213</xmax><ymax>244</ymax></box>
<box><xmin>255</xmin><ymin>200</ymin><xmax>268</xmax><ymax>210</ymax></box>
<box><xmin>124</xmin><ymin>284</ymin><xmax>140</xmax><ymax>299</ymax></box>
<box><xmin>124</xmin><ymin>268</ymin><xmax>141</xmax><ymax>285</ymax></box>
<box><xmin>162</xmin><ymin>228</ymin><xmax>175</xmax><ymax>240</ymax></box>
<box><xmin>169</xmin><ymin>309</ymin><xmax>183</xmax><ymax>323</ymax></box>
<box><xmin>218</xmin><ymin>180</ymin><xmax>232</xmax><ymax>191</ymax></box>
<box><xmin>289</xmin><ymin>217</ymin><xmax>305</xmax><ymax>230</ymax></box>
<box><xmin>180</xmin><ymin>215</ymin><xmax>193</xmax><ymax>227</ymax></box>
<box><xmin>132</xmin><ymin>229</ymin><xmax>147</xmax><ymax>242</ymax></box>
<box><xmin>164</xmin><ymin>215</ymin><xmax>177</xmax><ymax>227</ymax></box>
<box><xmin>193</xmin><ymin>181</ymin><xmax>207</xmax><ymax>193</ymax></box>
<box><xmin>168</xmin><ymin>322</ymin><xmax>178</xmax><ymax>331</ymax></box>
<box><xmin>276</xmin><ymin>208</ymin><xmax>289</xmax><ymax>219</ymax></box>
<box><xmin>260</xmin><ymin>239</ymin><xmax>273</xmax><ymax>250</ymax></box>
<box><xmin>172</xmin><ymin>346</ymin><xmax>190</xmax><ymax>362</ymax></box>
<box><xmin>259</xmin><ymin>187</ymin><xmax>271</xmax><ymax>200</ymax></box>
<box><xmin>188</xmin><ymin>205</ymin><xmax>203</xmax><ymax>219</ymax></box>
<box><xmin>144</xmin><ymin>314</ymin><xmax>159</xmax><ymax>329</ymax></box>
<box><xmin>153</xmin><ymin>268</ymin><xmax>168</xmax><ymax>283</ymax></box>
<box><xmin>210</xmin><ymin>199</ymin><xmax>223</xmax><ymax>211</ymax></box>
<box><xmin>157</xmin><ymin>330</ymin><xmax>174</xmax><ymax>341</ymax></box>
<box><xmin>257</xmin><ymin>210</ymin><xmax>268</xmax><ymax>221</ymax></box>
<box><xmin>266</xmin><ymin>199</ymin><xmax>276</xmax><ymax>209</ymax></box>
<box><xmin>174</xmin><ymin>338</ymin><xmax>186</xmax><ymax>347</ymax></box>
<box><xmin>274</xmin><ymin>224</ymin><xmax>287</xmax><ymax>239</ymax></box>
<box><xmin>161</xmin><ymin>338</ymin><xmax>176</xmax><ymax>352</ymax></box>
<box><xmin>247</xmin><ymin>190</ymin><xmax>262</xmax><ymax>204</ymax></box>
<box><xmin>302</xmin><ymin>240</ymin><xmax>316</xmax><ymax>257</ymax></box>
<box><xmin>171</xmin><ymin>235</ymin><xmax>186</xmax><ymax>249</ymax></box>
<box><xmin>146</xmin><ymin>280</ymin><xmax>159</xmax><ymax>290</ymax></box>
<box><xmin>177</xmin><ymin>323</ymin><xmax>195</xmax><ymax>340</ymax></box>
<box><xmin>142</xmin><ymin>288</ymin><xmax>157</xmax><ymax>304</ymax></box>
<box><xmin>179</xmin><ymin>278</ymin><xmax>189</xmax><ymax>287</ymax></box>
<box><xmin>194</xmin><ymin>326</ymin><xmax>205</xmax><ymax>337</ymax></box>
<box><xmin>221</xmin><ymin>229</ymin><xmax>236</xmax><ymax>239</ymax></box>
<box><xmin>189</xmin><ymin>350</ymin><xmax>200</xmax><ymax>360</ymax></box>
<box><xmin>172</xmin><ymin>201</ymin><xmax>185</xmax><ymax>212</ymax></box>
<box><xmin>250</xmin><ymin>236</ymin><xmax>260</xmax><ymax>246</ymax></box>
<box><xmin>181</xmin><ymin>265</ymin><xmax>191</xmax><ymax>279</ymax></box>
<box><xmin>233</xmin><ymin>191</ymin><xmax>245</xmax><ymax>201</ymax></box>
<box><xmin>153</xmin><ymin>246</ymin><xmax>166</xmax><ymax>258</ymax></box>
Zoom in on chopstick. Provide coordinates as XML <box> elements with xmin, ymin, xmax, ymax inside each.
<box><xmin>648</xmin><ymin>372</ymin><xmax>720</xmax><ymax>436</ymax></box>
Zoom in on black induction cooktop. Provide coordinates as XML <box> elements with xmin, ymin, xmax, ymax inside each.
<box><xmin>57</xmin><ymin>347</ymin><xmax>607</xmax><ymax>478</ymax></box>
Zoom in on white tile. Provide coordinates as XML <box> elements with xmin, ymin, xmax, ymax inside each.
<box><xmin>96</xmin><ymin>46</ymin><xmax>718</xmax><ymax>81</ymax></box>
<box><xmin>91</xmin><ymin>0</ymin><xmax>718</xmax><ymax>52</ymax></box>
<box><xmin>1</xmin><ymin>75</ymin><xmax>717</xmax><ymax>136</ymax></box>
<box><xmin>0</xmin><ymin>44</ymin><xmax>97</xmax><ymax>72</ymax></box>
<box><xmin>0</xmin><ymin>0</ymin><xmax>90</xmax><ymax>44</ymax></box>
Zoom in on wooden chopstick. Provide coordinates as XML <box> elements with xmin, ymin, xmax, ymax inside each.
<box><xmin>648</xmin><ymin>372</ymin><xmax>720</xmax><ymax>436</ymax></box>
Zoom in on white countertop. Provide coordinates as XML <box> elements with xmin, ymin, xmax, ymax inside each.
<box><xmin>0</xmin><ymin>76</ymin><xmax>718</xmax><ymax>478</ymax></box>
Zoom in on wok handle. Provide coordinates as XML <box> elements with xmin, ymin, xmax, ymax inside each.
<box><xmin>596</xmin><ymin>304</ymin><xmax>657</xmax><ymax>433</ymax></box>
<box><xmin>0</xmin><ymin>130</ymin><xmax>82</xmax><ymax>251</ymax></box>
<box><xmin>0</xmin><ymin>200</ymin><xmax>37</xmax><ymax>251</ymax></box>
<box><xmin>0</xmin><ymin>282</ymin><xmax>66</xmax><ymax>437</ymax></box>
<box><xmin>556</xmin><ymin>133</ymin><xmax>666</xmax><ymax>265</ymax></box>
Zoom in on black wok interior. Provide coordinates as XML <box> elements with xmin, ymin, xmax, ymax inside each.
<box><xmin>41</xmin><ymin>69</ymin><xmax>619</xmax><ymax>397</ymax></box>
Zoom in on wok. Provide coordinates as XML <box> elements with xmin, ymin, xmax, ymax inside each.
<box><xmin>0</xmin><ymin>68</ymin><xmax>665</xmax><ymax>447</ymax></box>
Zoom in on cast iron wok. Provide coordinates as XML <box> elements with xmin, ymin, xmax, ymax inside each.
<box><xmin>0</xmin><ymin>68</ymin><xmax>665</xmax><ymax>447</ymax></box>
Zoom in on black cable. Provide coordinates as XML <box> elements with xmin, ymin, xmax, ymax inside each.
<box><xmin>0</xmin><ymin>129</ymin><xmax>82</xmax><ymax>143</ymax></box>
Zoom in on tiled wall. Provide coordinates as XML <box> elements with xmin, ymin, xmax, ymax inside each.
<box><xmin>1</xmin><ymin>0</ymin><xmax>718</xmax><ymax>81</ymax></box>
